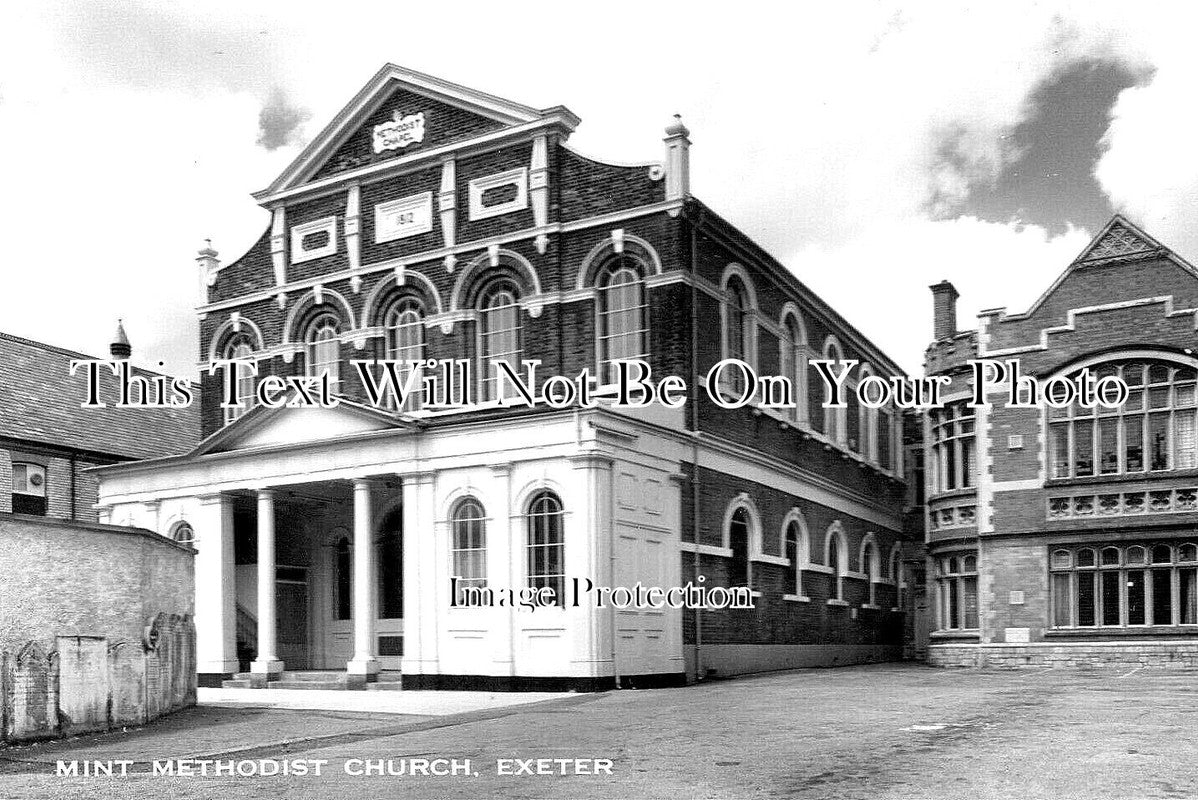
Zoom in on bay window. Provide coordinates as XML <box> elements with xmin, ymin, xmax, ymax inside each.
<box><xmin>930</xmin><ymin>403</ymin><xmax>975</xmax><ymax>493</ymax></box>
<box><xmin>1051</xmin><ymin>542</ymin><xmax>1198</xmax><ymax>628</ymax></box>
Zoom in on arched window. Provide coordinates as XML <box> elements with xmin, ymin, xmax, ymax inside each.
<box><xmin>862</xmin><ymin>540</ymin><xmax>878</xmax><ymax>606</ymax></box>
<box><xmin>723</xmin><ymin>276</ymin><xmax>753</xmax><ymax>396</ymax></box>
<box><xmin>334</xmin><ymin>536</ymin><xmax>352</xmax><ymax>621</ymax></box>
<box><xmin>728</xmin><ymin>507</ymin><xmax>751</xmax><ymax>587</ymax></box>
<box><xmin>1049</xmin><ymin>360</ymin><xmax>1197</xmax><ymax>478</ymax></box>
<box><xmin>223</xmin><ymin>333</ymin><xmax>256</xmax><ymax>425</ymax></box>
<box><xmin>823</xmin><ymin>340</ymin><xmax>847</xmax><ymax>444</ymax></box>
<box><xmin>784</xmin><ymin>520</ymin><xmax>802</xmax><ymax>596</ymax></box>
<box><xmin>858</xmin><ymin>365</ymin><xmax>878</xmax><ymax>462</ymax></box>
<box><xmin>377</xmin><ymin>508</ymin><xmax>403</xmax><ymax>619</ymax></box>
<box><xmin>597</xmin><ymin>258</ymin><xmax>647</xmax><ymax>384</ymax></box>
<box><xmin>478</xmin><ymin>280</ymin><xmax>522</xmax><ymax>402</ymax></box>
<box><xmin>11</xmin><ymin>462</ymin><xmax>47</xmax><ymax>516</ymax></box>
<box><xmin>383</xmin><ymin>297</ymin><xmax>425</xmax><ymax>411</ymax></box>
<box><xmin>451</xmin><ymin>497</ymin><xmax>487</xmax><ymax>603</ymax></box>
<box><xmin>527</xmin><ymin>491</ymin><xmax>565</xmax><ymax>605</ymax></box>
<box><xmin>306</xmin><ymin>312</ymin><xmax>342</xmax><ymax>391</ymax></box>
<box><xmin>827</xmin><ymin>531</ymin><xmax>844</xmax><ymax>601</ymax></box>
<box><xmin>780</xmin><ymin>312</ymin><xmax>804</xmax><ymax>423</ymax></box>
<box><xmin>171</xmin><ymin>522</ymin><xmax>195</xmax><ymax>547</ymax></box>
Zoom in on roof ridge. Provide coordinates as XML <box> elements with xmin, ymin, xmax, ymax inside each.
<box><xmin>0</xmin><ymin>330</ymin><xmax>178</xmax><ymax>379</ymax></box>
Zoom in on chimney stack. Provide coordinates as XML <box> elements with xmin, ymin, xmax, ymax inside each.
<box><xmin>930</xmin><ymin>280</ymin><xmax>959</xmax><ymax>341</ymax></box>
<box><xmin>663</xmin><ymin>115</ymin><xmax>690</xmax><ymax>201</ymax></box>
<box><xmin>110</xmin><ymin>319</ymin><xmax>131</xmax><ymax>360</ymax></box>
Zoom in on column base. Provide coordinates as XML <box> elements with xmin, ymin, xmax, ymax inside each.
<box><xmin>346</xmin><ymin>657</ymin><xmax>379</xmax><ymax>688</ymax></box>
<box><xmin>249</xmin><ymin>658</ymin><xmax>284</xmax><ymax>688</ymax></box>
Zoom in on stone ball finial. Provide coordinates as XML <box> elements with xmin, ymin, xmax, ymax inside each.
<box><xmin>665</xmin><ymin>114</ymin><xmax>689</xmax><ymax>138</ymax></box>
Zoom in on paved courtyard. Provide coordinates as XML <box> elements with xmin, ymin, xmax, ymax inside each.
<box><xmin>1</xmin><ymin>663</ymin><xmax>1196</xmax><ymax>799</ymax></box>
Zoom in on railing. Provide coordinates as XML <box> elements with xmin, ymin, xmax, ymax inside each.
<box><xmin>1047</xmin><ymin>488</ymin><xmax>1198</xmax><ymax>520</ymax></box>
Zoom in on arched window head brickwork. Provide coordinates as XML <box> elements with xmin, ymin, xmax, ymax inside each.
<box><xmin>825</xmin><ymin>523</ymin><xmax>848</xmax><ymax>601</ymax></box>
<box><xmin>781</xmin><ymin>508</ymin><xmax>809</xmax><ymax>598</ymax></box>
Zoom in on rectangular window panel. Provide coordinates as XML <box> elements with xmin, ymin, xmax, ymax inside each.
<box><xmin>962</xmin><ymin>576</ymin><xmax>978</xmax><ymax>629</ymax></box>
<box><xmin>1176</xmin><ymin>411</ymin><xmax>1196</xmax><ymax>469</ymax></box>
<box><xmin>947</xmin><ymin>579</ymin><xmax>960</xmax><ymax>629</ymax></box>
<box><xmin>961</xmin><ymin>438</ymin><xmax>975</xmax><ymax>488</ymax></box>
<box><xmin>1152</xmin><ymin>568</ymin><xmax>1174</xmax><ymax>625</ymax></box>
<box><xmin>1051</xmin><ymin>424</ymin><xmax>1070</xmax><ymax>478</ymax></box>
<box><xmin>1099</xmin><ymin>418</ymin><xmax>1119</xmax><ymax>474</ymax></box>
<box><xmin>1182</xmin><ymin>568</ymin><xmax>1197</xmax><ymax>625</ymax></box>
<box><xmin>945</xmin><ymin>439</ymin><xmax>958</xmax><ymax>491</ymax></box>
<box><xmin>1052</xmin><ymin>573</ymin><xmax>1071</xmax><ymax>626</ymax></box>
<box><xmin>1101</xmin><ymin>571</ymin><xmax>1121</xmax><ymax>626</ymax></box>
<box><xmin>1074</xmin><ymin>421</ymin><xmax>1094</xmax><ymax>477</ymax></box>
<box><xmin>1150</xmin><ymin>414</ymin><xmax>1170</xmax><ymax>470</ymax></box>
<box><xmin>1127</xmin><ymin>570</ymin><xmax>1146</xmax><ymax>625</ymax></box>
<box><xmin>1125</xmin><ymin>416</ymin><xmax>1144</xmax><ymax>472</ymax></box>
<box><xmin>1076</xmin><ymin>572</ymin><xmax>1096</xmax><ymax>627</ymax></box>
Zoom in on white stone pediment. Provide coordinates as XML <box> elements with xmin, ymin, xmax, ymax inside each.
<box><xmin>199</xmin><ymin>403</ymin><xmax>408</xmax><ymax>455</ymax></box>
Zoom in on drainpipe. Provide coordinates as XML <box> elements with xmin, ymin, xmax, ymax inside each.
<box><xmin>689</xmin><ymin>212</ymin><xmax>703</xmax><ymax>681</ymax></box>
<box><xmin>609</xmin><ymin>459</ymin><xmax>620</xmax><ymax>689</ymax></box>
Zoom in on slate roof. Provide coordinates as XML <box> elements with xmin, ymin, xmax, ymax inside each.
<box><xmin>0</xmin><ymin>331</ymin><xmax>199</xmax><ymax>461</ymax></box>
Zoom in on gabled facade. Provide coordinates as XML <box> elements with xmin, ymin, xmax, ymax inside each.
<box><xmin>926</xmin><ymin>215</ymin><xmax>1198</xmax><ymax>668</ymax></box>
<box><xmin>97</xmin><ymin>65</ymin><xmax>912</xmax><ymax>690</ymax></box>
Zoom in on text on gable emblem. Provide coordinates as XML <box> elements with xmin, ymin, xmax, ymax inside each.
<box><xmin>373</xmin><ymin>110</ymin><xmax>426</xmax><ymax>154</ymax></box>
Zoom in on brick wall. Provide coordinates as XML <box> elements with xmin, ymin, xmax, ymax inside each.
<box><xmin>929</xmin><ymin>641</ymin><xmax>1198</xmax><ymax>669</ymax></box>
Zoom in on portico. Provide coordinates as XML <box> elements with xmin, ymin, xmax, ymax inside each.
<box><xmin>92</xmin><ymin>400</ymin><xmax>687</xmax><ymax>690</ymax></box>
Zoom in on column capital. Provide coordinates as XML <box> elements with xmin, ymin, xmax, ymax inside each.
<box><xmin>400</xmin><ymin>470</ymin><xmax>436</xmax><ymax>487</ymax></box>
<box><xmin>351</xmin><ymin>476</ymin><xmax>388</xmax><ymax>491</ymax></box>
<box><xmin>256</xmin><ymin>487</ymin><xmax>277</xmax><ymax>500</ymax></box>
<box><xmin>197</xmin><ymin>492</ymin><xmax>230</xmax><ymax>506</ymax></box>
<box><xmin>569</xmin><ymin>453</ymin><xmax>615</xmax><ymax>470</ymax></box>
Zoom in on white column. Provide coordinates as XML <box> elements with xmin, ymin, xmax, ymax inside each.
<box><xmin>195</xmin><ymin>494</ymin><xmax>237</xmax><ymax>680</ymax></box>
<box><xmin>400</xmin><ymin>470</ymin><xmax>437</xmax><ymax>678</ymax></box>
<box><xmin>251</xmin><ymin>489</ymin><xmax>282</xmax><ymax>684</ymax></box>
<box><xmin>348</xmin><ymin>478</ymin><xmax>379</xmax><ymax>684</ymax></box>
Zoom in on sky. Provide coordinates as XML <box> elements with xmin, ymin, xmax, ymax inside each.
<box><xmin>1</xmin><ymin>1</ymin><xmax>1196</xmax><ymax>378</ymax></box>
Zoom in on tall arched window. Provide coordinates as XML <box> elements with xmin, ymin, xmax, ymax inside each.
<box><xmin>597</xmin><ymin>258</ymin><xmax>647</xmax><ymax>384</ymax></box>
<box><xmin>723</xmin><ymin>276</ymin><xmax>752</xmax><ymax>396</ymax></box>
<box><xmin>862</xmin><ymin>540</ymin><xmax>878</xmax><ymax>606</ymax></box>
<box><xmin>1049</xmin><ymin>360</ymin><xmax>1197</xmax><ymax>478</ymax></box>
<box><xmin>478</xmin><ymin>280</ymin><xmax>522</xmax><ymax>402</ymax></box>
<box><xmin>780</xmin><ymin>313</ymin><xmax>804</xmax><ymax>423</ymax></box>
<box><xmin>858</xmin><ymin>365</ymin><xmax>878</xmax><ymax>461</ymax></box>
<box><xmin>223</xmin><ymin>333</ymin><xmax>256</xmax><ymax>425</ymax></box>
<box><xmin>827</xmin><ymin>527</ymin><xmax>846</xmax><ymax>601</ymax></box>
<box><xmin>383</xmin><ymin>297</ymin><xmax>425</xmax><ymax>411</ymax></box>
<box><xmin>823</xmin><ymin>340</ymin><xmax>847</xmax><ymax>444</ymax></box>
<box><xmin>306</xmin><ymin>313</ymin><xmax>342</xmax><ymax>391</ymax></box>
<box><xmin>334</xmin><ymin>536</ymin><xmax>352</xmax><ymax>621</ymax></box>
<box><xmin>527</xmin><ymin>491</ymin><xmax>565</xmax><ymax>605</ymax></box>
<box><xmin>451</xmin><ymin>497</ymin><xmax>487</xmax><ymax>603</ymax></box>
<box><xmin>784</xmin><ymin>520</ymin><xmax>801</xmax><ymax>596</ymax></box>
<box><xmin>728</xmin><ymin>508</ymin><xmax>751</xmax><ymax>587</ymax></box>
<box><xmin>377</xmin><ymin>508</ymin><xmax>403</xmax><ymax>619</ymax></box>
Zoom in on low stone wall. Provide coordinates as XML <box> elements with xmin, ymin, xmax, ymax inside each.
<box><xmin>0</xmin><ymin>513</ymin><xmax>195</xmax><ymax>743</ymax></box>
<box><xmin>929</xmin><ymin>640</ymin><xmax>1198</xmax><ymax>669</ymax></box>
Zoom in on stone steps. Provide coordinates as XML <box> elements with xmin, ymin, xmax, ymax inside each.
<box><xmin>219</xmin><ymin>670</ymin><xmax>404</xmax><ymax>691</ymax></box>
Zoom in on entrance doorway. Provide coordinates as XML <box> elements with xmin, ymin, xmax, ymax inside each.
<box><xmin>277</xmin><ymin>566</ymin><xmax>309</xmax><ymax>669</ymax></box>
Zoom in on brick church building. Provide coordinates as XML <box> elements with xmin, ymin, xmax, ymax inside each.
<box><xmin>95</xmin><ymin>64</ymin><xmax>912</xmax><ymax>690</ymax></box>
<box><xmin>926</xmin><ymin>216</ymin><xmax>1198</xmax><ymax>668</ymax></box>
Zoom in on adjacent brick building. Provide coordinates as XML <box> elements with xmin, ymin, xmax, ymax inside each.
<box><xmin>925</xmin><ymin>216</ymin><xmax>1198</xmax><ymax>668</ymax></box>
<box><xmin>96</xmin><ymin>64</ymin><xmax>916</xmax><ymax>690</ymax></box>
<box><xmin>0</xmin><ymin>328</ymin><xmax>198</xmax><ymax>522</ymax></box>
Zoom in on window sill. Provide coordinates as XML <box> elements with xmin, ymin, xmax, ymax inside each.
<box><xmin>929</xmin><ymin>629</ymin><xmax>980</xmax><ymax>641</ymax></box>
<box><xmin>1045</xmin><ymin>626</ymin><xmax>1198</xmax><ymax>638</ymax></box>
<box><xmin>861</xmin><ymin>603</ymin><xmax>881</xmax><ymax>610</ymax></box>
<box><xmin>783</xmin><ymin>594</ymin><xmax>810</xmax><ymax>603</ymax></box>
<box><xmin>826</xmin><ymin>599</ymin><xmax>850</xmax><ymax>607</ymax></box>
<box><xmin>927</xmin><ymin>488</ymin><xmax>978</xmax><ymax>503</ymax></box>
<box><xmin>752</xmin><ymin>554</ymin><xmax>791</xmax><ymax>567</ymax></box>
<box><xmin>1045</xmin><ymin>468</ymin><xmax>1198</xmax><ymax>489</ymax></box>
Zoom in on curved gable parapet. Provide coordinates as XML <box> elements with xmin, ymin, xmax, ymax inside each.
<box><xmin>557</xmin><ymin>145</ymin><xmax>667</xmax><ymax>221</ymax></box>
<box><xmin>207</xmin><ymin>228</ymin><xmax>274</xmax><ymax>305</ymax></box>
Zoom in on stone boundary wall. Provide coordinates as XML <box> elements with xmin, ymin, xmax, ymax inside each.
<box><xmin>0</xmin><ymin>513</ymin><xmax>196</xmax><ymax>742</ymax></box>
<box><xmin>929</xmin><ymin>641</ymin><xmax>1198</xmax><ymax>669</ymax></box>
